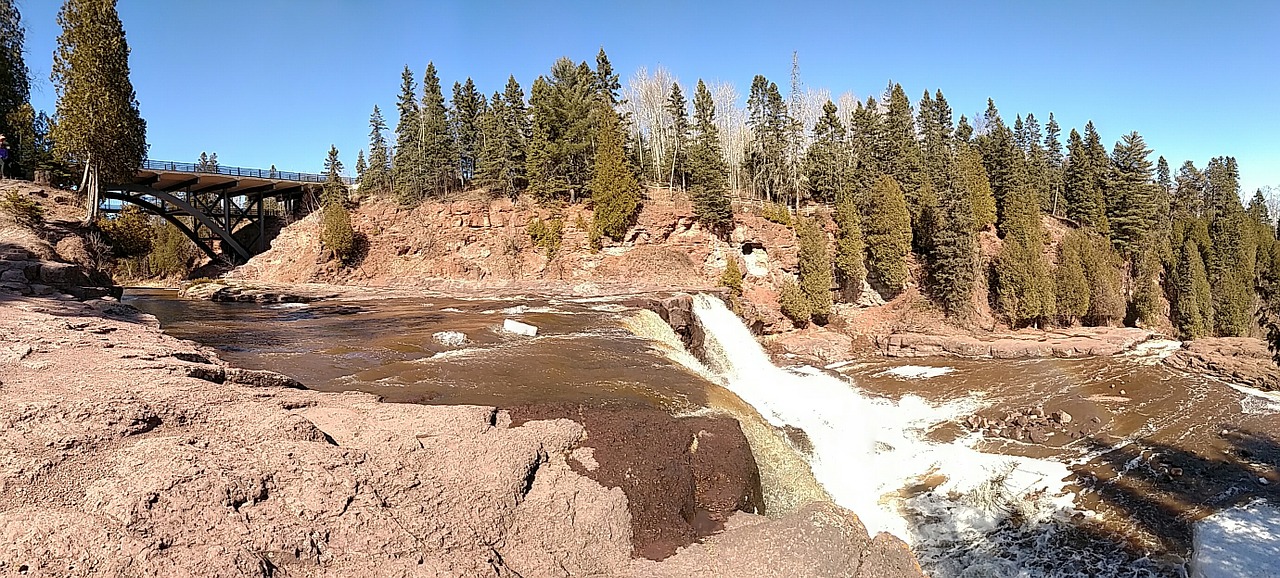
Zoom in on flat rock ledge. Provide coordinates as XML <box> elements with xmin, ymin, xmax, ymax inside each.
<box><xmin>877</xmin><ymin>326</ymin><xmax>1155</xmax><ymax>359</ymax></box>
<box><xmin>1165</xmin><ymin>337</ymin><xmax>1280</xmax><ymax>392</ymax></box>
<box><xmin>179</xmin><ymin>279</ymin><xmax>340</xmax><ymax>303</ymax></box>
<box><xmin>0</xmin><ymin>295</ymin><xmax>925</xmax><ymax>577</ymax></box>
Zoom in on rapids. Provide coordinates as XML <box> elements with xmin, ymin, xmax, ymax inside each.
<box><xmin>125</xmin><ymin>289</ymin><xmax>1280</xmax><ymax>577</ymax></box>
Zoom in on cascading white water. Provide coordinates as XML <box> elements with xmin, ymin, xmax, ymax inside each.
<box><xmin>689</xmin><ymin>294</ymin><xmax>1078</xmax><ymax>546</ymax></box>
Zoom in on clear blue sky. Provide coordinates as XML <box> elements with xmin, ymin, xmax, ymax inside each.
<box><xmin>18</xmin><ymin>0</ymin><xmax>1280</xmax><ymax>193</ymax></box>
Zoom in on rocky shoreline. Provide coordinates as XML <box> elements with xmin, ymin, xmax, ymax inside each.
<box><xmin>0</xmin><ymin>288</ymin><xmax>924</xmax><ymax>576</ymax></box>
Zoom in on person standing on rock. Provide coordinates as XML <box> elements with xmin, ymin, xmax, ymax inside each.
<box><xmin>0</xmin><ymin>134</ymin><xmax>9</xmax><ymax>179</ymax></box>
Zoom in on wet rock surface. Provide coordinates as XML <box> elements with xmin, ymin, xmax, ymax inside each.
<box><xmin>1165</xmin><ymin>337</ymin><xmax>1280</xmax><ymax>392</ymax></box>
<box><xmin>961</xmin><ymin>404</ymin><xmax>1107</xmax><ymax>445</ymax></box>
<box><xmin>879</xmin><ymin>327</ymin><xmax>1155</xmax><ymax>359</ymax></box>
<box><xmin>507</xmin><ymin>402</ymin><xmax>764</xmax><ymax>560</ymax></box>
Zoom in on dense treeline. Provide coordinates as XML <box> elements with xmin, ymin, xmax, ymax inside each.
<box><xmin>352</xmin><ymin>49</ymin><xmax>1278</xmax><ymax>339</ymax></box>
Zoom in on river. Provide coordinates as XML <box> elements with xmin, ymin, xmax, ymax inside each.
<box><xmin>124</xmin><ymin>288</ymin><xmax>1280</xmax><ymax>578</ymax></box>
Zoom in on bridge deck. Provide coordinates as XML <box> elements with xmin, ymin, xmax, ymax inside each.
<box><xmin>132</xmin><ymin>160</ymin><xmax>353</xmax><ymax>198</ymax></box>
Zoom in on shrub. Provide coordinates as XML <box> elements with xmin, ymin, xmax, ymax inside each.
<box><xmin>321</xmin><ymin>204</ymin><xmax>356</xmax><ymax>264</ymax></box>
<box><xmin>778</xmin><ymin>278</ymin><xmax>811</xmax><ymax>327</ymax></box>
<box><xmin>0</xmin><ymin>190</ymin><xmax>45</xmax><ymax>228</ymax></box>
<box><xmin>720</xmin><ymin>257</ymin><xmax>743</xmax><ymax>298</ymax></box>
<box><xmin>147</xmin><ymin>221</ymin><xmax>199</xmax><ymax>278</ymax></box>
<box><xmin>98</xmin><ymin>206</ymin><xmax>155</xmax><ymax>257</ymax></box>
<box><xmin>528</xmin><ymin>216</ymin><xmax>563</xmax><ymax>257</ymax></box>
<box><xmin>760</xmin><ymin>202</ymin><xmax>792</xmax><ymax>226</ymax></box>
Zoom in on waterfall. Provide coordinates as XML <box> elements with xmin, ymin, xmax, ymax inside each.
<box><xmin>688</xmin><ymin>293</ymin><xmax>1077</xmax><ymax>544</ymax></box>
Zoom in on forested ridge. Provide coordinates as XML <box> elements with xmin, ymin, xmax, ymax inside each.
<box><xmin>348</xmin><ymin>49</ymin><xmax>1278</xmax><ymax>339</ymax></box>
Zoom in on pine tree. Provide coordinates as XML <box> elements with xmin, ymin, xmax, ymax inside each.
<box><xmin>588</xmin><ymin>105</ymin><xmax>641</xmax><ymax>244</ymax></box>
<box><xmin>1172</xmin><ymin>237</ymin><xmax>1212</xmax><ymax>339</ymax></box>
<box><xmin>976</xmin><ymin>100</ymin><xmax>1024</xmax><ymax>236</ymax></box>
<box><xmin>478</xmin><ymin>77</ymin><xmax>529</xmax><ymax>197</ymax></box>
<box><xmin>1157</xmin><ymin>156</ymin><xmax>1172</xmax><ymax>195</ymax></box>
<box><xmin>1173</xmin><ymin>160</ymin><xmax>1204</xmax><ymax>217</ymax></box>
<box><xmin>51</xmin><ymin>0</ymin><xmax>148</xmax><ymax>190</ymax></box>
<box><xmin>848</xmin><ymin>97</ymin><xmax>882</xmax><ymax>195</ymax></box>
<box><xmin>321</xmin><ymin>145</ymin><xmax>347</xmax><ymax>207</ymax></box>
<box><xmin>0</xmin><ymin>0</ymin><xmax>30</xmax><ymax>173</ymax></box>
<box><xmin>833</xmin><ymin>195</ymin><xmax>865</xmax><ymax>301</ymax></box>
<box><xmin>796</xmin><ymin>216</ymin><xmax>833</xmax><ymax>321</ymax></box>
<box><xmin>804</xmin><ymin>100</ymin><xmax>848</xmax><ymax>204</ymax></box>
<box><xmin>1208</xmin><ymin>196</ymin><xmax>1256</xmax><ymax>336</ymax></box>
<box><xmin>419</xmin><ymin>62</ymin><xmax>454</xmax><ymax>196</ymax></box>
<box><xmin>392</xmin><ymin>66</ymin><xmax>423</xmax><ymax>206</ymax></box>
<box><xmin>687</xmin><ymin>80</ymin><xmax>733</xmax><ymax>232</ymax></box>
<box><xmin>746</xmin><ymin>76</ymin><xmax>791</xmax><ymax>203</ymax></box>
<box><xmin>449</xmin><ymin>77</ymin><xmax>484</xmax><ymax>186</ymax></box>
<box><xmin>958</xmin><ymin>143</ymin><xmax>996</xmax><ymax>231</ymax></box>
<box><xmin>526</xmin><ymin>59</ymin><xmax>595</xmax><ymax>203</ymax></box>
<box><xmin>879</xmin><ymin>83</ymin><xmax>925</xmax><ymax>232</ymax></box>
<box><xmin>364</xmin><ymin>105</ymin><xmax>391</xmax><ymax>195</ymax></box>
<box><xmin>863</xmin><ymin>175</ymin><xmax>912</xmax><ymax>295</ymax></box>
<box><xmin>354</xmin><ymin>149</ymin><xmax>366</xmax><ymax>186</ymax></box>
<box><xmin>665</xmin><ymin>82</ymin><xmax>690</xmax><ymax>192</ymax></box>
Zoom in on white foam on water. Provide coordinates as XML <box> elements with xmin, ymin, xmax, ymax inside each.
<box><xmin>1124</xmin><ymin>339</ymin><xmax>1184</xmax><ymax>364</ymax></box>
<box><xmin>439</xmin><ymin>307</ymin><xmax>464</xmax><ymax>313</ymax></box>
<box><xmin>264</xmin><ymin>302</ymin><xmax>308</xmax><ymax>310</ymax></box>
<box><xmin>876</xmin><ymin>365</ymin><xmax>956</xmax><ymax>380</ymax></box>
<box><xmin>1191</xmin><ymin>500</ymin><xmax>1280</xmax><ymax>578</ymax></box>
<box><xmin>689</xmin><ymin>294</ymin><xmax>1075</xmax><ymax>544</ymax></box>
<box><xmin>1226</xmin><ymin>383</ymin><xmax>1280</xmax><ymax>415</ymax></box>
<box><xmin>588</xmin><ymin>303</ymin><xmax>630</xmax><ymax>313</ymax></box>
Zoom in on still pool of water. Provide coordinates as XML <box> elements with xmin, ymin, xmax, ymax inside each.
<box><xmin>125</xmin><ymin>288</ymin><xmax>1280</xmax><ymax>578</ymax></box>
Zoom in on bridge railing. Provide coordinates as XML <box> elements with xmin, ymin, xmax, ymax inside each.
<box><xmin>142</xmin><ymin>159</ymin><xmax>354</xmax><ymax>184</ymax></box>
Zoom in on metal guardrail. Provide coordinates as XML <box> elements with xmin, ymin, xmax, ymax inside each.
<box><xmin>142</xmin><ymin>159</ymin><xmax>354</xmax><ymax>185</ymax></box>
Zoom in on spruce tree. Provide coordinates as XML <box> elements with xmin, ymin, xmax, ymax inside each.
<box><xmin>1063</xmin><ymin>128</ymin><xmax>1108</xmax><ymax>231</ymax></box>
<box><xmin>526</xmin><ymin>59</ymin><xmax>595</xmax><ymax>203</ymax></box>
<box><xmin>746</xmin><ymin>75</ymin><xmax>791</xmax><ymax>203</ymax></box>
<box><xmin>976</xmin><ymin>100</ymin><xmax>1023</xmax><ymax>236</ymax></box>
<box><xmin>796</xmin><ymin>216</ymin><xmax>833</xmax><ymax>321</ymax></box>
<box><xmin>449</xmin><ymin>77</ymin><xmax>484</xmax><ymax>186</ymax></box>
<box><xmin>420</xmin><ymin>62</ymin><xmax>454</xmax><ymax>196</ymax></box>
<box><xmin>1080</xmin><ymin>231</ymin><xmax>1127</xmax><ymax>325</ymax></box>
<box><xmin>0</xmin><ymin>0</ymin><xmax>29</xmax><ymax>172</ymax></box>
<box><xmin>804</xmin><ymin>100</ymin><xmax>848</xmax><ymax>204</ymax></box>
<box><xmin>687</xmin><ymin>80</ymin><xmax>733</xmax><ymax>232</ymax></box>
<box><xmin>1208</xmin><ymin>198</ymin><xmax>1256</xmax><ymax>336</ymax></box>
<box><xmin>1043</xmin><ymin>113</ymin><xmax>1064</xmax><ymax>216</ymax></box>
<box><xmin>526</xmin><ymin>77</ymin><xmax>563</xmax><ymax>203</ymax></box>
<box><xmin>879</xmin><ymin>83</ymin><xmax>925</xmax><ymax>231</ymax></box>
<box><xmin>930</xmin><ymin>172</ymin><xmax>977</xmax><ymax>317</ymax></box>
<box><xmin>354</xmin><ymin>149</ymin><xmax>366</xmax><ymax>186</ymax></box>
<box><xmin>365</xmin><ymin>105</ymin><xmax>391</xmax><ymax>195</ymax></box>
<box><xmin>51</xmin><ymin>0</ymin><xmax>147</xmax><ymax>189</ymax></box>
<box><xmin>833</xmin><ymin>195</ymin><xmax>866</xmax><ymax>301</ymax></box>
<box><xmin>848</xmin><ymin>97</ymin><xmax>882</xmax><ymax>195</ymax></box>
<box><xmin>1157</xmin><ymin>156</ymin><xmax>1172</xmax><ymax>195</ymax></box>
<box><xmin>392</xmin><ymin>66</ymin><xmax>423</xmax><ymax>206</ymax></box>
<box><xmin>958</xmin><ymin>142</ymin><xmax>996</xmax><ymax>231</ymax></box>
<box><xmin>588</xmin><ymin>105</ymin><xmax>641</xmax><ymax>243</ymax></box>
<box><xmin>594</xmin><ymin>48</ymin><xmax>621</xmax><ymax>106</ymax></box>
<box><xmin>1105</xmin><ymin>131</ymin><xmax>1158</xmax><ymax>257</ymax></box>
<box><xmin>1172</xmin><ymin>237</ymin><xmax>1212</xmax><ymax>339</ymax></box>
<box><xmin>665</xmin><ymin>82</ymin><xmax>690</xmax><ymax>191</ymax></box>
<box><xmin>1173</xmin><ymin>160</ymin><xmax>1204</xmax><ymax>217</ymax></box>
<box><xmin>477</xmin><ymin>77</ymin><xmax>529</xmax><ymax>197</ymax></box>
<box><xmin>863</xmin><ymin>175</ymin><xmax>912</xmax><ymax>295</ymax></box>
<box><xmin>321</xmin><ymin>145</ymin><xmax>347</xmax><ymax>207</ymax></box>
<box><xmin>990</xmin><ymin>141</ymin><xmax>1056</xmax><ymax>327</ymax></box>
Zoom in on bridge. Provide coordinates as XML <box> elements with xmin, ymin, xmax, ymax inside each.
<box><xmin>98</xmin><ymin>160</ymin><xmax>354</xmax><ymax>263</ymax></box>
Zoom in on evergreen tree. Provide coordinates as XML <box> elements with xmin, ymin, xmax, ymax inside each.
<box><xmin>833</xmin><ymin>195</ymin><xmax>866</xmax><ymax>301</ymax></box>
<box><xmin>51</xmin><ymin>0</ymin><xmax>148</xmax><ymax>188</ymax></box>
<box><xmin>958</xmin><ymin>142</ymin><xmax>996</xmax><ymax>231</ymax></box>
<box><xmin>848</xmin><ymin>97</ymin><xmax>882</xmax><ymax>195</ymax></box>
<box><xmin>990</xmin><ymin>134</ymin><xmax>1056</xmax><ymax>327</ymax></box>
<box><xmin>955</xmin><ymin>115</ymin><xmax>973</xmax><ymax>143</ymax></box>
<box><xmin>1208</xmin><ymin>196</ymin><xmax>1256</xmax><ymax>336</ymax></box>
<box><xmin>0</xmin><ymin>0</ymin><xmax>29</xmax><ymax>173</ymax></box>
<box><xmin>1173</xmin><ymin>160</ymin><xmax>1204</xmax><ymax>217</ymax></box>
<box><xmin>593</xmin><ymin>48</ymin><xmax>621</xmax><ymax>106</ymax></box>
<box><xmin>687</xmin><ymin>79</ymin><xmax>733</xmax><ymax>232</ymax></box>
<box><xmin>1105</xmin><ymin>131</ymin><xmax>1158</xmax><ymax>257</ymax></box>
<box><xmin>449</xmin><ymin>77</ymin><xmax>484</xmax><ymax>186</ymax></box>
<box><xmin>665</xmin><ymin>82</ymin><xmax>690</xmax><ymax>191</ymax></box>
<box><xmin>478</xmin><ymin>77</ymin><xmax>529</xmax><ymax>197</ymax></box>
<box><xmin>1080</xmin><ymin>230</ymin><xmax>1127</xmax><ymax>325</ymax></box>
<box><xmin>526</xmin><ymin>77</ymin><xmax>563</xmax><ymax>203</ymax></box>
<box><xmin>929</xmin><ymin>169</ymin><xmax>977</xmax><ymax>317</ymax></box>
<box><xmin>1043</xmin><ymin>113</ymin><xmax>1064</xmax><ymax>216</ymax></box>
<box><xmin>419</xmin><ymin>62</ymin><xmax>454</xmax><ymax>196</ymax></box>
<box><xmin>1156</xmin><ymin>156</ymin><xmax>1172</xmax><ymax>195</ymax></box>
<box><xmin>879</xmin><ymin>83</ymin><xmax>925</xmax><ymax>230</ymax></box>
<box><xmin>976</xmin><ymin>100</ymin><xmax>1024</xmax><ymax>236</ymax></box>
<box><xmin>746</xmin><ymin>75</ymin><xmax>791</xmax><ymax>203</ymax></box>
<box><xmin>796</xmin><ymin>216</ymin><xmax>833</xmax><ymax>321</ymax></box>
<box><xmin>1204</xmin><ymin>156</ymin><xmax>1241</xmax><ymax>218</ymax></box>
<box><xmin>1056</xmin><ymin>230</ymin><xmax>1090</xmax><ymax>323</ymax></box>
<box><xmin>1172</xmin><ymin>237</ymin><xmax>1212</xmax><ymax>339</ymax></box>
<box><xmin>364</xmin><ymin>105</ymin><xmax>391</xmax><ymax>195</ymax></box>
<box><xmin>354</xmin><ymin>149</ymin><xmax>366</xmax><ymax>186</ymax></box>
<box><xmin>804</xmin><ymin>100</ymin><xmax>848</xmax><ymax>204</ymax></box>
<box><xmin>526</xmin><ymin>58</ymin><xmax>595</xmax><ymax>203</ymax></box>
<box><xmin>392</xmin><ymin>66</ymin><xmax>423</xmax><ymax>206</ymax></box>
<box><xmin>321</xmin><ymin>145</ymin><xmax>347</xmax><ymax>207</ymax></box>
<box><xmin>863</xmin><ymin>175</ymin><xmax>912</xmax><ymax>295</ymax></box>
<box><xmin>1063</xmin><ymin>128</ymin><xmax>1108</xmax><ymax>231</ymax></box>
<box><xmin>588</xmin><ymin>105</ymin><xmax>641</xmax><ymax>243</ymax></box>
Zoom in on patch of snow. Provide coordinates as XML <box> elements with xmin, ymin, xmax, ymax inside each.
<box><xmin>432</xmin><ymin>331</ymin><xmax>469</xmax><ymax>347</ymax></box>
<box><xmin>876</xmin><ymin>365</ymin><xmax>956</xmax><ymax>380</ymax></box>
<box><xmin>1191</xmin><ymin>500</ymin><xmax>1280</xmax><ymax>578</ymax></box>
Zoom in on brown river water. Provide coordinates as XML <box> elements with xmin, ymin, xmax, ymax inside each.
<box><xmin>124</xmin><ymin>288</ymin><xmax>1280</xmax><ymax>578</ymax></box>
